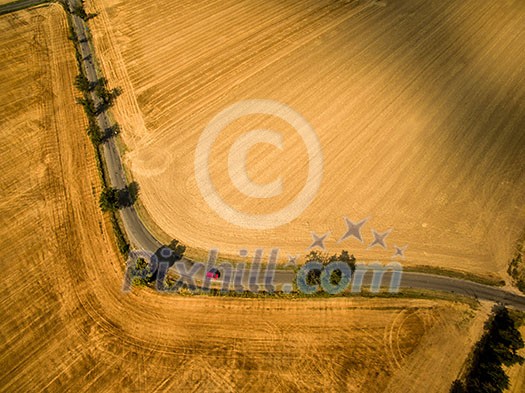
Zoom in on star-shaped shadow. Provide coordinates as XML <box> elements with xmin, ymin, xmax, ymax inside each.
<box><xmin>285</xmin><ymin>254</ymin><xmax>299</xmax><ymax>269</ymax></box>
<box><xmin>368</xmin><ymin>228</ymin><xmax>392</xmax><ymax>249</ymax></box>
<box><xmin>308</xmin><ymin>232</ymin><xmax>330</xmax><ymax>250</ymax></box>
<box><xmin>338</xmin><ymin>217</ymin><xmax>368</xmax><ymax>243</ymax></box>
<box><xmin>392</xmin><ymin>244</ymin><xmax>408</xmax><ymax>258</ymax></box>
<box><xmin>287</xmin><ymin>254</ymin><xmax>298</xmax><ymax>265</ymax></box>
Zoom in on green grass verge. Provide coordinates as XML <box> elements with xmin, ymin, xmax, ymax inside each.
<box><xmin>405</xmin><ymin>265</ymin><xmax>505</xmax><ymax>287</ymax></box>
<box><xmin>145</xmin><ymin>279</ymin><xmax>479</xmax><ymax>308</ymax></box>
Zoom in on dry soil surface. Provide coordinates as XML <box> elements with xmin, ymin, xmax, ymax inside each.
<box><xmin>87</xmin><ymin>0</ymin><xmax>525</xmax><ymax>277</ymax></box>
<box><xmin>0</xmin><ymin>3</ymin><xmax>523</xmax><ymax>392</ymax></box>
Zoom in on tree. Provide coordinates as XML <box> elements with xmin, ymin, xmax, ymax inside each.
<box><xmin>489</xmin><ymin>306</ymin><xmax>525</xmax><ymax>366</ymax></box>
<box><xmin>449</xmin><ymin>380</ymin><xmax>466</xmax><ymax>393</ymax></box>
<box><xmin>97</xmin><ymin>77</ymin><xmax>108</xmax><ymax>87</ymax></box>
<box><xmin>303</xmin><ymin>251</ymin><xmax>324</xmax><ymax>286</ymax></box>
<box><xmin>72</xmin><ymin>5</ymin><xmax>87</xmax><ymax>19</ymax></box>
<box><xmin>99</xmin><ymin>183</ymin><xmax>141</xmax><ymax>212</ymax></box>
<box><xmin>95</xmin><ymin>84</ymin><xmax>123</xmax><ymax>114</ymax></box>
<box><xmin>303</xmin><ymin>250</ymin><xmax>356</xmax><ymax>286</ymax></box>
<box><xmin>110</xmin><ymin>214</ymin><xmax>129</xmax><ymax>255</ymax></box>
<box><xmin>126</xmin><ymin>181</ymin><xmax>140</xmax><ymax>204</ymax></box>
<box><xmin>327</xmin><ymin>250</ymin><xmax>356</xmax><ymax>285</ymax></box>
<box><xmin>104</xmin><ymin>123</ymin><xmax>120</xmax><ymax>139</ymax></box>
<box><xmin>110</xmin><ymin>87</ymin><xmax>123</xmax><ymax>98</ymax></box>
<box><xmin>68</xmin><ymin>27</ymin><xmax>78</xmax><ymax>42</ymax></box>
<box><xmin>87</xmin><ymin>120</ymin><xmax>102</xmax><ymax>145</ymax></box>
<box><xmin>458</xmin><ymin>305</ymin><xmax>525</xmax><ymax>393</ymax></box>
<box><xmin>117</xmin><ymin>181</ymin><xmax>140</xmax><ymax>207</ymax></box>
<box><xmin>76</xmin><ymin>96</ymin><xmax>96</xmax><ymax>117</ymax></box>
<box><xmin>338</xmin><ymin>250</ymin><xmax>356</xmax><ymax>267</ymax></box>
<box><xmin>71</xmin><ymin>4</ymin><xmax>97</xmax><ymax>21</ymax></box>
<box><xmin>168</xmin><ymin>239</ymin><xmax>186</xmax><ymax>260</ymax></box>
<box><xmin>306</xmin><ymin>268</ymin><xmax>321</xmax><ymax>286</ymax></box>
<box><xmin>130</xmin><ymin>258</ymin><xmax>153</xmax><ymax>286</ymax></box>
<box><xmin>99</xmin><ymin>187</ymin><xmax>119</xmax><ymax>212</ymax></box>
<box><xmin>74</xmin><ymin>73</ymin><xmax>90</xmax><ymax>92</ymax></box>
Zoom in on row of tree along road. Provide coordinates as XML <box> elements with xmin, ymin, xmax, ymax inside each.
<box><xmin>65</xmin><ymin>0</ymin><xmax>133</xmax><ymax>256</ymax></box>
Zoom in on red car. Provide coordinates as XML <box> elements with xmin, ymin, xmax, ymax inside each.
<box><xmin>206</xmin><ymin>268</ymin><xmax>221</xmax><ymax>280</ymax></box>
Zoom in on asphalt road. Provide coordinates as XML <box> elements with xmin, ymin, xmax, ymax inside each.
<box><xmin>0</xmin><ymin>0</ymin><xmax>48</xmax><ymax>15</ymax></box>
<box><xmin>52</xmin><ymin>0</ymin><xmax>525</xmax><ymax>310</ymax></box>
<box><xmin>166</xmin><ymin>265</ymin><xmax>525</xmax><ymax>310</ymax></box>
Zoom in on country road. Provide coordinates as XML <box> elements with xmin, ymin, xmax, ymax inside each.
<box><xmin>0</xmin><ymin>0</ymin><xmax>48</xmax><ymax>15</ymax></box>
<box><xmin>66</xmin><ymin>0</ymin><xmax>162</xmax><ymax>252</ymax></box>
<box><xmin>5</xmin><ymin>0</ymin><xmax>524</xmax><ymax>310</ymax></box>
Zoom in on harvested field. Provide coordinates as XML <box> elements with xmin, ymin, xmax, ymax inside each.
<box><xmin>1</xmin><ymin>2</ymin><xmax>525</xmax><ymax>392</ymax></box>
<box><xmin>0</xmin><ymin>7</ymin><xmax>500</xmax><ymax>391</ymax></box>
<box><xmin>87</xmin><ymin>0</ymin><xmax>525</xmax><ymax>277</ymax></box>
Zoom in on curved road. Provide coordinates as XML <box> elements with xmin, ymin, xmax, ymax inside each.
<box><xmin>59</xmin><ymin>0</ymin><xmax>525</xmax><ymax>310</ymax></box>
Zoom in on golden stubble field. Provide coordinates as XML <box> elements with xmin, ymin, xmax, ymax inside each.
<box><xmin>0</xmin><ymin>6</ymin><xmax>513</xmax><ymax>392</ymax></box>
<box><xmin>86</xmin><ymin>0</ymin><xmax>525</xmax><ymax>277</ymax></box>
